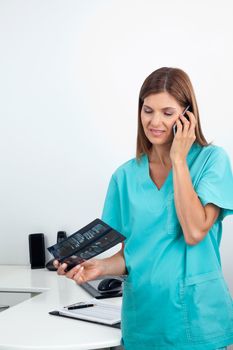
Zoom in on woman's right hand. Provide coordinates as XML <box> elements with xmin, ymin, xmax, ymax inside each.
<box><xmin>53</xmin><ymin>259</ymin><xmax>105</xmax><ymax>285</ymax></box>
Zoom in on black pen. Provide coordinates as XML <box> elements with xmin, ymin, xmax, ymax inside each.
<box><xmin>67</xmin><ymin>303</ymin><xmax>95</xmax><ymax>310</ymax></box>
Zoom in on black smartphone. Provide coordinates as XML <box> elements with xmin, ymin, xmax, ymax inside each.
<box><xmin>173</xmin><ymin>104</ymin><xmax>190</xmax><ymax>135</ymax></box>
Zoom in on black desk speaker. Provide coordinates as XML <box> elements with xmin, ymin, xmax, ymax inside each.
<box><xmin>29</xmin><ymin>233</ymin><xmax>45</xmax><ymax>269</ymax></box>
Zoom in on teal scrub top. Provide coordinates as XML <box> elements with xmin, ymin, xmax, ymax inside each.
<box><xmin>101</xmin><ymin>143</ymin><xmax>233</xmax><ymax>350</ymax></box>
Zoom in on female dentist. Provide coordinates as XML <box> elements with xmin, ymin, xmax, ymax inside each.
<box><xmin>55</xmin><ymin>67</ymin><xmax>233</xmax><ymax>350</ymax></box>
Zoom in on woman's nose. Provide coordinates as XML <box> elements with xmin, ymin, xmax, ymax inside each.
<box><xmin>150</xmin><ymin>113</ymin><xmax>162</xmax><ymax>125</ymax></box>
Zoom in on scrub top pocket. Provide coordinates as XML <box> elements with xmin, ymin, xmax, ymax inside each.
<box><xmin>180</xmin><ymin>271</ymin><xmax>233</xmax><ymax>342</ymax></box>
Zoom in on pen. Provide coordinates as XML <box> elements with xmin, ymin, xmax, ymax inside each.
<box><xmin>67</xmin><ymin>303</ymin><xmax>95</xmax><ymax>310</ymax></box>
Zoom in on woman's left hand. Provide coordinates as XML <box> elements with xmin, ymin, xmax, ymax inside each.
<box><xmin>170</xmin><ymin>111</ymin><xmax>196</xmax><ymax>164</ymax></box>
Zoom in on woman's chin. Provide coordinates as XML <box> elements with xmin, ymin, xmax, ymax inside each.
<box><xmin>147</xmin><ymin>132</ymin><xmax>173</xmax><ymax>146</ymax></box>
<box><xmin>149</xmin><ymin>138</ymin><xmax>172</xmax><ymax>146</ymax></box>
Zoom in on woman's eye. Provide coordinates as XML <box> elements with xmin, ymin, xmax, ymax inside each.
<box><xmin>144</xmin><ymin>108</ymin><xmax>152</xmax><ymax>113</ymax></box>
<box><xmin>164</xmin><ymin>112</ymin><xmax>173</xmax><ymax>117</ymax></box>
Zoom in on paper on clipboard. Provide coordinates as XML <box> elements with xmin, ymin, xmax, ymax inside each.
<box><xmin>49</xmin><ymin>299</ymin><xmax>121</xmax><ymax>326</ymax></box>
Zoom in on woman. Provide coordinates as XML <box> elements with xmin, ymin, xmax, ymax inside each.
<box><xmin>55</xmin><ymin>67</ymin><xmax>233</xmax><ymax>349</ymax></box>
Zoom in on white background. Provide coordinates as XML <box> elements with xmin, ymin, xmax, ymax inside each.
<box><xmin>0</xmin><ymin>0</ymin><xmax>232</xmax><ymax>291</ymax></box>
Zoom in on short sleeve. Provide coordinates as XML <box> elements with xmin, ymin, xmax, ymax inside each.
<box><xmin>196</xmin><ymin>147</ymin><xmax>233</xmax><ymax>220</ymax></box>
<box><xmin>101</xmin><ymin>175</ymin><xmax>122</xmax><ymax>233</ymax></box>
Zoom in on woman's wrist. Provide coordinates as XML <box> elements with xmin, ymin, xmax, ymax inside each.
<box><xmin>100</xmin><ymin>257</ymin><xmax>111</xmax><ymax>276</ymax></box>
<box><xmin>172</xmin><ymin>158</ymin><xmax>187</xmax><ymax>168</ymax></box>
<box><xmin>101</xmin><ymin>252</ymin><xmax>126</xmax><ymax>276</ymax></box>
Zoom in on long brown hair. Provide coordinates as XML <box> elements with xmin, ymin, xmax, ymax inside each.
<box><xmin>136</xmin><ymin>67</ymin><xmax>208</xmax><ymax>159</ymax></box>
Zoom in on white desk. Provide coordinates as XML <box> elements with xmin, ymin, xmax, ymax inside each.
<box><xmin>0</xmin><ymin>265</ymin><xmax>122</xmax><ymax>350</ymax></box>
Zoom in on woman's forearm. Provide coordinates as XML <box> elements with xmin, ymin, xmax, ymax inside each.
<box><xmin>172</xmin><ymin>160</ymin><xmax>217</xmax><ymax>245</ymax></box>
<box><xmin>101</xmin><ymin>248</ymin><xmax>127</xmax><ymax>276</ymax></box>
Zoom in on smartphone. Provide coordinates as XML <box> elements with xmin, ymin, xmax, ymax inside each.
<box><xmin>173</xmin><ymin>104</ymin><xmax>190</xmax><ymax>135</ymax></box>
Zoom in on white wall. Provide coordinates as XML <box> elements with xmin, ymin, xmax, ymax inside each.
<box><xmin>0</xmin><ymin>0</ymin><xmax>232</xmax><ymax>290</ymax></box>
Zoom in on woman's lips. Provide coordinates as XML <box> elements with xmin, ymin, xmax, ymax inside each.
<box><xmin>149</xmin><ymin>129</ymin><xmax>165</xmax><ymax>136</ymax></box>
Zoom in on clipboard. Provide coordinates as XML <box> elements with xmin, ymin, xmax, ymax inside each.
<box><xmin>49</xmin><ymin>310</ymin><xmax>121</xmax><ymax>329</ymax></box>
<box><xmin>49</xmin><ymin>299</ymin><xmax>121</xmax><ymax>329</ymax></box>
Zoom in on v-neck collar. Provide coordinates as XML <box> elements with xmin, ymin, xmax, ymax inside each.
<box><xmin>137</xmin><ymin>154</ymin><xmax>172</xmax><ymax>195</ymax></box>
<box><xmin>145</xmin><ymin>154</ymin><xmax>172</xmax><ymax>192</ymax></box>
<box><xmin>138</xmin><ymin>143</ymin><xmax>202</xmax><ymax>194</ymax></box>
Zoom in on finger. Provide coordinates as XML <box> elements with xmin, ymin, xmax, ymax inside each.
<box><xmin>66</xmin><ymin>264</ymin><xmax>81</xmax><ymax>279</ymax></box>
<box><xmin>186</xmin><ymin>111</ymin><xmax>196</xmax><ymax>131</ymax></box>
<box><xmin>179</xmin><ymin>114</ymin><xmax>190</xmax><ymax>134</ymax></box>
<box><xmin>53</xmin><ymin>259</ymin><xmax>59</xmax><ymax>268</ymax></box>
<box><xmin>57</xmin><ymin>263</ymin><xmax>68</xmax><ymax>275</ymax></box>
<box><xmin>175</xmin><ymin>118</ymin><xmax>183</xmax><ymax>135</ymax></box>
<box><xmin>73</xmin><ymin>266</ymin><xmax>85</xmax><ymax>284</ymax></box>
<box><xmin>80</xmin><ymin>259</ymin><xmax>92</xmax><ymax>268</ymax></box>
<box><xmin>186</xmin><ymin>110</ymin><xmax>194</xmax><ymax>118</ymax></box>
